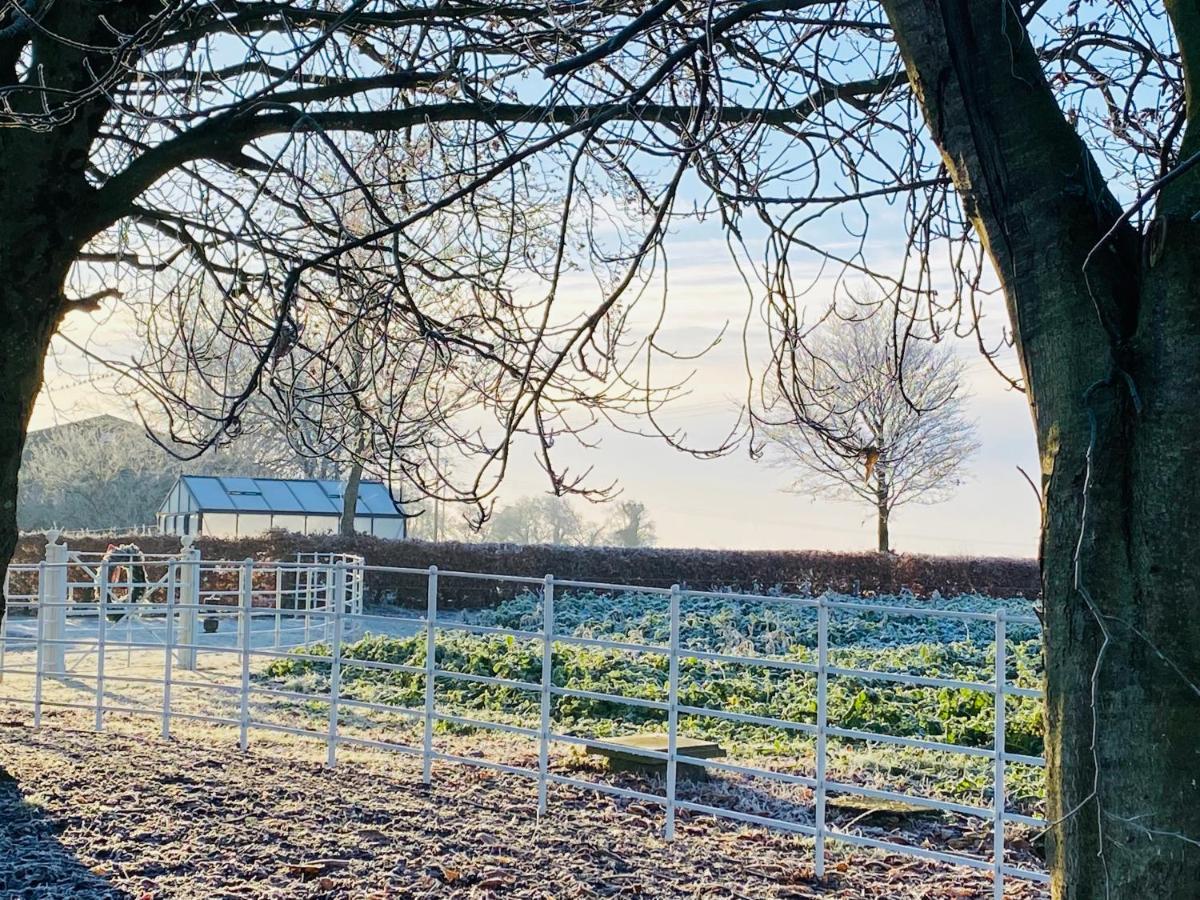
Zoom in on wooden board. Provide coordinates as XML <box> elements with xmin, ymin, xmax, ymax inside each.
<box><xmin>586</xmin><ymin>734</ymin><xmax>726</xmax><ymax>781</ymax></box>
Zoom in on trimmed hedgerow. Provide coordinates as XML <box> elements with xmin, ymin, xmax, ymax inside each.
<box><xmin>18</xmin><ymin>532</ymin><xmax>1040</xmax><ymax>609</ymax></box>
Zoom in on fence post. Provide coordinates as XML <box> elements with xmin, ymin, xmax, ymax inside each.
<box><xmin>177</xmin><ymin>537</ymin><xmax>199</xmax><ymax>672</ymax></box>
<box><xmin>41</xmin><ymin>531</ymin><xmax>66</xmax><ymax>676</ymax></box>
<box><xmin>33</xmin><ymin>561</ymin><xmax>45</xmax><ymax>729</ymax></box>
<box><xmin>303</xmin><ymin>557</ymin><xmax>313</xmax><ymax>646</ymax></box>
<box><xmin>161</xmin><ymin>560</ymin><xmax>177</xmax><ymax>739</ymax></box>
<box><xmin>422</xmin><ymin>565</ymin><xmax>438</xmax><ymax>784</ymax></box>
<box><xmin>815</xmin><ymin>596</ymin><xmax>829</xmax><ymax>879</ymax></box>
<box><xmin>538</xmin><ymin>574</ymin><xmax>554</xmax><ymax>816</ymax></box>
<box><xmin>354</xmin><ymin>559</ymin><xmax>364</xmax><ymax>616</ymax></box>
<box><xmin>238</xmin><ymin>559</ymin><xmax>253</xmax><ymax>751</ymax></box>
<box><xmin>327</xmin><ymin>562</ymin><xmax>346</xmax><ymax>768</ymax></box>
<box><xmin>274</xmin><ymin>565</ymin><xmax>282</xmax><ymax>648</ymax></box>
<box><xmin>665</xmin><ymin>584</ymin><xmax>681</xmax><ymax>840</ymax></box>
<box><xmin>324</xmin><ymin>562</ymin><xmax>335</xmax><ymax>643</ymax></box>
<box><xmin>993</xmin><ymin>609</ymin><xmax>1007</xmax><ymax>899</ymax></box>
<box><xmin>124</xmin><ymin>564</ymin><xmax>134</xmax><ymax>668</ymax></box>
<box><xmin>95</xmin><ymin>560</ymin><xmax>108</xmax><ymax>732</ymax></box>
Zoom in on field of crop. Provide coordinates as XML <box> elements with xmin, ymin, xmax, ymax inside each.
<box><xmin>261</xmin><ymin>588</ymin><xmax>1046</xmax><ymax>817</ymax></box>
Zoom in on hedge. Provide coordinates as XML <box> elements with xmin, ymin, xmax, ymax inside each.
<box><xmin>13</xmin><ymin>531</ymin><xmax>1040</xmax><ymax>609</ymax></box>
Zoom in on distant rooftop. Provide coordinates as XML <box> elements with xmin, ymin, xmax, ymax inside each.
<box><xmin>177</xmin><ymin>475</ymin><xmax>402</xmax><ymax>517</ymax></box>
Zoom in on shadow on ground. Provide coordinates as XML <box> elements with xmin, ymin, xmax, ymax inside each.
<box><xmin>0</xmin><ymin>765</ymin><xmax>128</xmax><ymax>899</ymax></box>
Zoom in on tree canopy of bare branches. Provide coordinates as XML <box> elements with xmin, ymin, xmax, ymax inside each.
<box><xmin>763</xmin><ymin>311</ymin><xmax>978</xmax><ymax>552</ymax></box>
<box><xmin>485</xmin><ymin>494</ymin><xmax>592</xmax><ymax>546</ymax></box>
<box><xmin>0</xmin><ymin>2</ymin><xmax>1198</xmax><ymax>895</ymax></box>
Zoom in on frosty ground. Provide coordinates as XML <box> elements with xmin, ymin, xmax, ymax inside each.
<box><xmin>0</xmin><ymin>721</ymin><xmax>1045</xmax><ymax>899</ymax></box>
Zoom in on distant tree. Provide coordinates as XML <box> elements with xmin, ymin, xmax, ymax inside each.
<box><xmin>606</xmin><ymin>501</ymin><xmax>657</xmax><ymax>548</ymax></box>
<box><xmin>403</xmin><ymin>502</ymin><xmax>477</xmax><ymax>543</ymax></box>
<box><xmin>486</xmin><ymin>496</ymin><xmax>588</xmax><ymax>546</ymax></box>
<box><xmin>231</xmin><ymin>409</ymin><xmax>345</xmax><ymax>480</ymax></box>
<box><xmin>763</xmin><ymin>314</ymin><xmax>978</xmax><ymax>553</ymax></box>
<box><xmin>17</xmin><ymin>413</ymin><xmax>365</xmax><ymax>531</ymax></box>
<box><xmin>17</xmin><ymin>417</ymin><xmax>177</xmax><ymax>531</ymax></box>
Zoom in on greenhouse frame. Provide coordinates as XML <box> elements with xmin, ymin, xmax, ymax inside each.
<box><xmin>156</xmin><ymin>475</ymin><xmax>406</xmax><ymax>539</ymax></box>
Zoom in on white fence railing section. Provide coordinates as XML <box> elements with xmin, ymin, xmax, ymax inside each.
<box><xmin>0</xmin><ymin>535</ymin><xmax>1047</xmax><ymax>897</ymax></box>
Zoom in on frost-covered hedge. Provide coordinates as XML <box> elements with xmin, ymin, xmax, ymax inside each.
<box><xmin>15</xmin><ymin>532</ymin><xmax>1040</xmax><ymax>608</ymax></box>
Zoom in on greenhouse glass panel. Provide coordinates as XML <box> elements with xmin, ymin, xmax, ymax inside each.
<box><xmin>186</xmin><ymin>477</ymin><xmax>232</xmax><ymax>509</ymax></box>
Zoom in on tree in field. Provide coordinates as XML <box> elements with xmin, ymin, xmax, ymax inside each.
<box><xmin>606</xmin><ymin>501</ymin><xmax>658</xmax><ymax>548</ymax></box>
<box><xmin>762</xmin><ymin>312</ymin><xmax>978</xmax><ymax>552</ymax></box>
<box><xmin>485</xmin><ymin>496</ymin><xmax>591</xmax><ymax>547</ymax></box>
<box><xmin>1</xmin><ymin>2</ymin><xmax>1198</xmax><ymax>894</ymax></box>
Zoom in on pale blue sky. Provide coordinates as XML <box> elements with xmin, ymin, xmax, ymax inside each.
<box><xmin>490</xmin><ymin>338</ymin><xmax>1040</xmax><ymax>557</ymax></box>
<box><xmin>36</xmin><ymin>229</ymin><xmax>1041</xmax><ymax>559</ymax></box>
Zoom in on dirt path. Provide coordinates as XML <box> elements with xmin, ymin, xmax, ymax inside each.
<box><xmin>0</xmin><ymin>724</ymin><xmax>1043</xmax><ymax>899</ymax></box>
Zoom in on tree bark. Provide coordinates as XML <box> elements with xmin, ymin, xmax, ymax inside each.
<box><xmin>0</xmin><ymin>126</ymin><xmax>88</xmax><ymax>621</ymax></box>
<box><xmin>339</xmin><ymin>461</ymin><xmax>364</xmax><ymax>537</ymax></box>
<box><xmin>0</xmin><ymin>0</ymin><xmax>126</xmax><ymax>613</ymax></box>
<box><xmin>882</xmin><ymin>1</ymin><xmax>1200</xmax><ymax>895</ymax></box>
<box><xmin>876</xmin><ymin>472</ymin><xmax>890</xmax><ymax>554</ymax></box>
<box><xmin>0</xmin><ymin>272</ymin><xmax>65</xmax><ymax>623</ymax></box>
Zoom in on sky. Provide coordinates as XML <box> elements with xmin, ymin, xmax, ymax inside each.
<box><xmin>481</xmin><ymin>279</ymin><xmax>1041</xmax><ymax>558</ymax></box>
<box><xmin>33</xmin><ymin>233</ymin><xmax>1042</xmax><ymax>560</ymax></box>
<box><xmin>20</xmin><ymin>10</ymin><xmax>1063</xmax><ymax>561</ymax></box>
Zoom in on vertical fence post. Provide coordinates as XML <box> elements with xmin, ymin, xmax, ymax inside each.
<box><xmin>303</xmin><ymin>558</ymin><xmax>313</xmax><ymax>646</ymax></box>
<box><xmin>422</xmin><ymin>565</ymin><xmax>438</xmax><ymax>784</ymax></box>
<box><xmin>993</xmin><ymin>609</ymin><xmax>1007</xmax><ymax>899</ymax></box>
<box><xmin>33</xmin><ymin>561</ymin><xmax>45</xmax><ymax>729</ymax></box>
<box><xmin>665</xmin><ymin>584</ymin><xmax>681</xmax><ymax>840</ymax></box>
<box><xmin>538</xmin><ymin>574</ymin><xmax>554</xmax><ymax>816</ymax></box>
<box><xmin>41</xmin><ymin>532</ymin><xmax>66</xmax><ymax>676</ymax></box>
<box><xmin>274</xmin><ymin>564</ymin><xmax>282</xmax><ymax>649</ymax></box>
<box><xmin>327</xmin><ymin>562</ymin><xmax>346</xmax><ymax>768</ymax></box>
<box><xmin>815</xmin><ymin>596</ymin><xmax>829</xmax><ymax>879</ymax></box>
<box><xmin>324</xmin><ymin>562</ymin><xmax>335</xmax><ymax>643</ymax></box>
<box><xmin>161</xmin><ymin>560</ymin><xmax>176</xmax><ymax>740</ymax></box>
<box><xmin>0</xmin><ymin>566</ymin><xmax>11</xmax><ymax>684</ymax></box>
<box><xmin>238</xmin><ymin>559</ymin><xmax>253</xmax><ymax>751</ymax></box>
<box><xmin>95</xmin><ymin>560</ymin><xmax>108</xmax><ymax>732</ymax></box>
<box><xmin>124</xmin><ymin>563</ymin><xmax>134</xmax><ymax>668</ymax></box>
<box><xmin>177</xmin><ymin>538</ymin><xmax>199</xmax><ymax>672</ymax></box>
<box><xmin>354</xmin><ymin>559</ymin><xmax>364</xmax><ymax>616</ymax></box>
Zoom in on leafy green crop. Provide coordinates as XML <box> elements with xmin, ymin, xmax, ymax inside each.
<box><xmin>261</xmin><ymin>589</ymin><xmax>1043</xmax><ymax>756</ymax></box>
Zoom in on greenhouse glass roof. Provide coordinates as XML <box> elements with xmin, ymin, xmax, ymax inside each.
<box><xmin>176</xmin><ymin>476</ymin><xmax>402</xmax><ymax>517</ymax></box>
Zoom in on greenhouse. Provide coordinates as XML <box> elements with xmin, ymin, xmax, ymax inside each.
<box><xmin>156</xmin><ymin>475</ymin><xmax>406</xmax><ymax>539</ymax></box>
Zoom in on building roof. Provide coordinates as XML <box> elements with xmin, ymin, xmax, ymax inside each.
<box><xmin>172</xmin><ymin>475</ymin><xmax>403</xmax><ymax>517</ymax></box>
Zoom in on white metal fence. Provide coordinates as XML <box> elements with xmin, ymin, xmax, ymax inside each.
<box><xmin>0</xmin><ymin>538</ymin><xmax>1047</xmax><ymax>896</ymax></box>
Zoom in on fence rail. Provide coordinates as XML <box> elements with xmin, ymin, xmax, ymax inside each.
<box><xmin>0</xmin><ymin>536</ymin><xmax>1048</xmax><ymax>896</ymax></box>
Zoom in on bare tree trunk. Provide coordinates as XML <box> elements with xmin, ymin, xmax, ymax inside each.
<box><xmin>875</xmin><ymin>469</ymin><xmax>889</xmax><ymax>553</ymax></box>
<box><xmin>0</xmin><ymin>306</ymin><xmax>59</xmax><ymax>622</ymax></box>
<box><xmin>876</xmin><ymin>500</ymin><xmax>889</xmax><ymax>554</ymax></box>
<box><xmin>0</xmin><ymin>153</ymin><xmax>77</xmax><ymax>621</ymax></box>
<box><xmin>339</xmin><ymin>460</ymin><xmax>363</xmax><ymax>537</ymax></box>
<box><xmin>882</xmin><ymin>1</ymin><xmax>1200</xmax><ymax>895</ymax></box>
<box><xmin>0</xmin><ymin>84</ymin><xmax>110</xmax><ymax>612</ymax></box>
